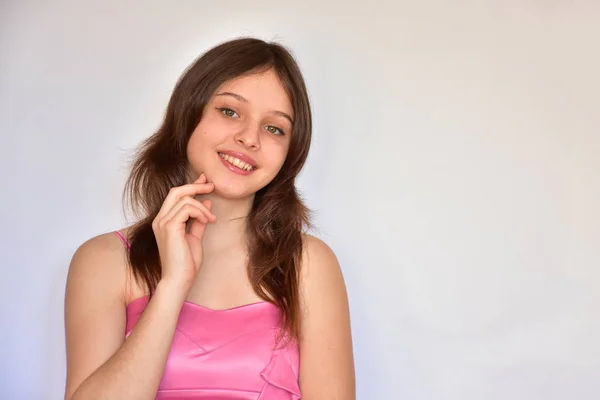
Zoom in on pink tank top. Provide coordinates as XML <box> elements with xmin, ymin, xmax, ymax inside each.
<box><xmin>114</xmin><ymin>231</ymin><xmax>301</xmax><ymax>400</ymax></box>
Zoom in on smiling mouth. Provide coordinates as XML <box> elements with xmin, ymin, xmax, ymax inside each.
<box><xmin>218</xmin><ymin>152</ymin><xmax>257</xmax><ymax>171</ymax></box>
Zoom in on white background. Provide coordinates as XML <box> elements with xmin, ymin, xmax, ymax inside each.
<box><xmin>1</xmin><ymin>1</ymin><xmax>599</xmax><ymax>399</ymax></box>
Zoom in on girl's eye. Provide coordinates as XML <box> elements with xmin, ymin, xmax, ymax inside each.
<box><xmin>217</xmin><ymin>107</ymin><xmax>284</xmax><ymax>135</ymax></box>
<box><xmin>218</xmin><ymin>108</ymin><xmax>238</xmax><ymax>118</ymax></box>
<box><xmin>265</xmin><ymin>125</ymin><xmax>285</xmax><ymax>136</ymax></box>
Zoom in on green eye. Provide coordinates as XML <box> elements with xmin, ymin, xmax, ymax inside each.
<box><xmin>218</xmin><ymin>108</ymin><xmax>238</xmax><ymax>118</ymax></box>
<box><xmin>266</xmin><ymin>125</ymin><xmax>284</xmax><ymax>135</ymax></box>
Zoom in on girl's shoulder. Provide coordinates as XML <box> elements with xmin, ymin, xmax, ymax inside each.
<box><xmin>66</xmin><ymin>227</ymin><xmax>135</xmax><ymax>306</ymax></box>
<box><xmin>299</xmin><ymin>233</ymin><xmax>343</xmax><ymax>292</ymax></box>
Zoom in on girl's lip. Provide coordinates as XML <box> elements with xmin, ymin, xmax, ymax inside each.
<box><xmin>217</xmin><ymin>150</ymin><xmax>258</xmax><ymax>168</ymax></box>
<box><xmin>218</xmin><ymin>153</ymin><xmax>256</xmax><ymax>175</ymax></box>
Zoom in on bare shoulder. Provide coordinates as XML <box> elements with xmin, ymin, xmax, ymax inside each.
<box><xmin>300</xmin><ymin>233</ymin><xmax>345</xmax><ymax>289</ymax></box>
<box><xmin>298</xmin><ymin>234</ymin><xmax>349</xmax><ymax>317</ymax></box>
<box><xmin>72</xmin><ymin>229</ymin><xmax>130</xmax><ymax>260</ymax></box>
<box><xmin>66</xmin><ymin>229</ymin><xmax>131</xmax><ymax>306</ymax></box>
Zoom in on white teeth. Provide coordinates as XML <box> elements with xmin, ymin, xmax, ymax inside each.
<box><xmin>219</xmin><ymin>153</ymin><xmax>254</xmax><ymax>171</ymax></box>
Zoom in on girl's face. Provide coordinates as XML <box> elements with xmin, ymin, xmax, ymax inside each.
<box><xmin>187</xmin><ymin>68</ymin><xmax>294</xmax><ymax>200</ymax></box>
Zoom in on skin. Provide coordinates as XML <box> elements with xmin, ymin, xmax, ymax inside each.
<box><xmin>64</xmin><ymin>68</ymin><xmax>355</xmax><ymax>399</ymax></box>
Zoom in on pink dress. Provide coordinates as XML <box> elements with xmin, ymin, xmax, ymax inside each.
<box><xmin>115</xmin><ymin>231</ymin><xmax>302</xmax><ymax>400</ymax></box>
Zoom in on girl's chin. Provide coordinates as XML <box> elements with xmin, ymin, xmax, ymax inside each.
<box><xmin>211</xmin><ymin>185</ymin><xmax>258</xmax><ymax>201</ymax></box>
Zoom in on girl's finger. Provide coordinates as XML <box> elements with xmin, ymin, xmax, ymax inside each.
<box><xmin>156</xmin><ymin>176</ymin><xmax>214</xmax><ymax>220</ymax></box>
<box><xmin>161</xmin><ymin>196</ymin><xmax>216</xmax><ymax>226</ymax></box>
<box><xmin>164</xmin><ymin>203</ymin><xmax>211</xmax><ymax>229</ymax></box>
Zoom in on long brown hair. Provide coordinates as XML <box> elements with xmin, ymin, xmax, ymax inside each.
<box><xmin>122</xmin><ymin>37</ymin><xmax>312</xmax><ymax>339</ymax></box>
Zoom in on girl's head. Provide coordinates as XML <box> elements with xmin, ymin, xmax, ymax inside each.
<box><xmin>144</xmin><ymin>37</ymin><xmax>312</xmax><ymax>203</ymax></box>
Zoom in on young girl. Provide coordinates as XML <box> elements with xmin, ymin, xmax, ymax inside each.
<box><xmin>64</xmin><ymin>37</ymin><xmax>355</xmax><ymax>399</ymax></box>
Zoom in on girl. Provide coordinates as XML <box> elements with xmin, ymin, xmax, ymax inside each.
<box><xmin>64</xmin><ymin>37</ymin><xmax>355</xmax><ymax>399</ymax></box>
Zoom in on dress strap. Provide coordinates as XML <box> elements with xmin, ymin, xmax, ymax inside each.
<box><xmin>113</xmin><ymin>230</ymin><xmax>131</xmax><ymax>250</ymax></box>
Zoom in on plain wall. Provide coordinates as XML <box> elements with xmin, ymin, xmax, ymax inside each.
<box><xmin>1</xmin><ymin>1</ymin><xmax>599</xmax><ymax>399</ymax></box>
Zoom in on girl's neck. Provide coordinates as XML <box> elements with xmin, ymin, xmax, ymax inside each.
<box><xmin>193</xmin><ymin>192</ymin><xmax>254</xmax><ymax>255</ymax></box>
